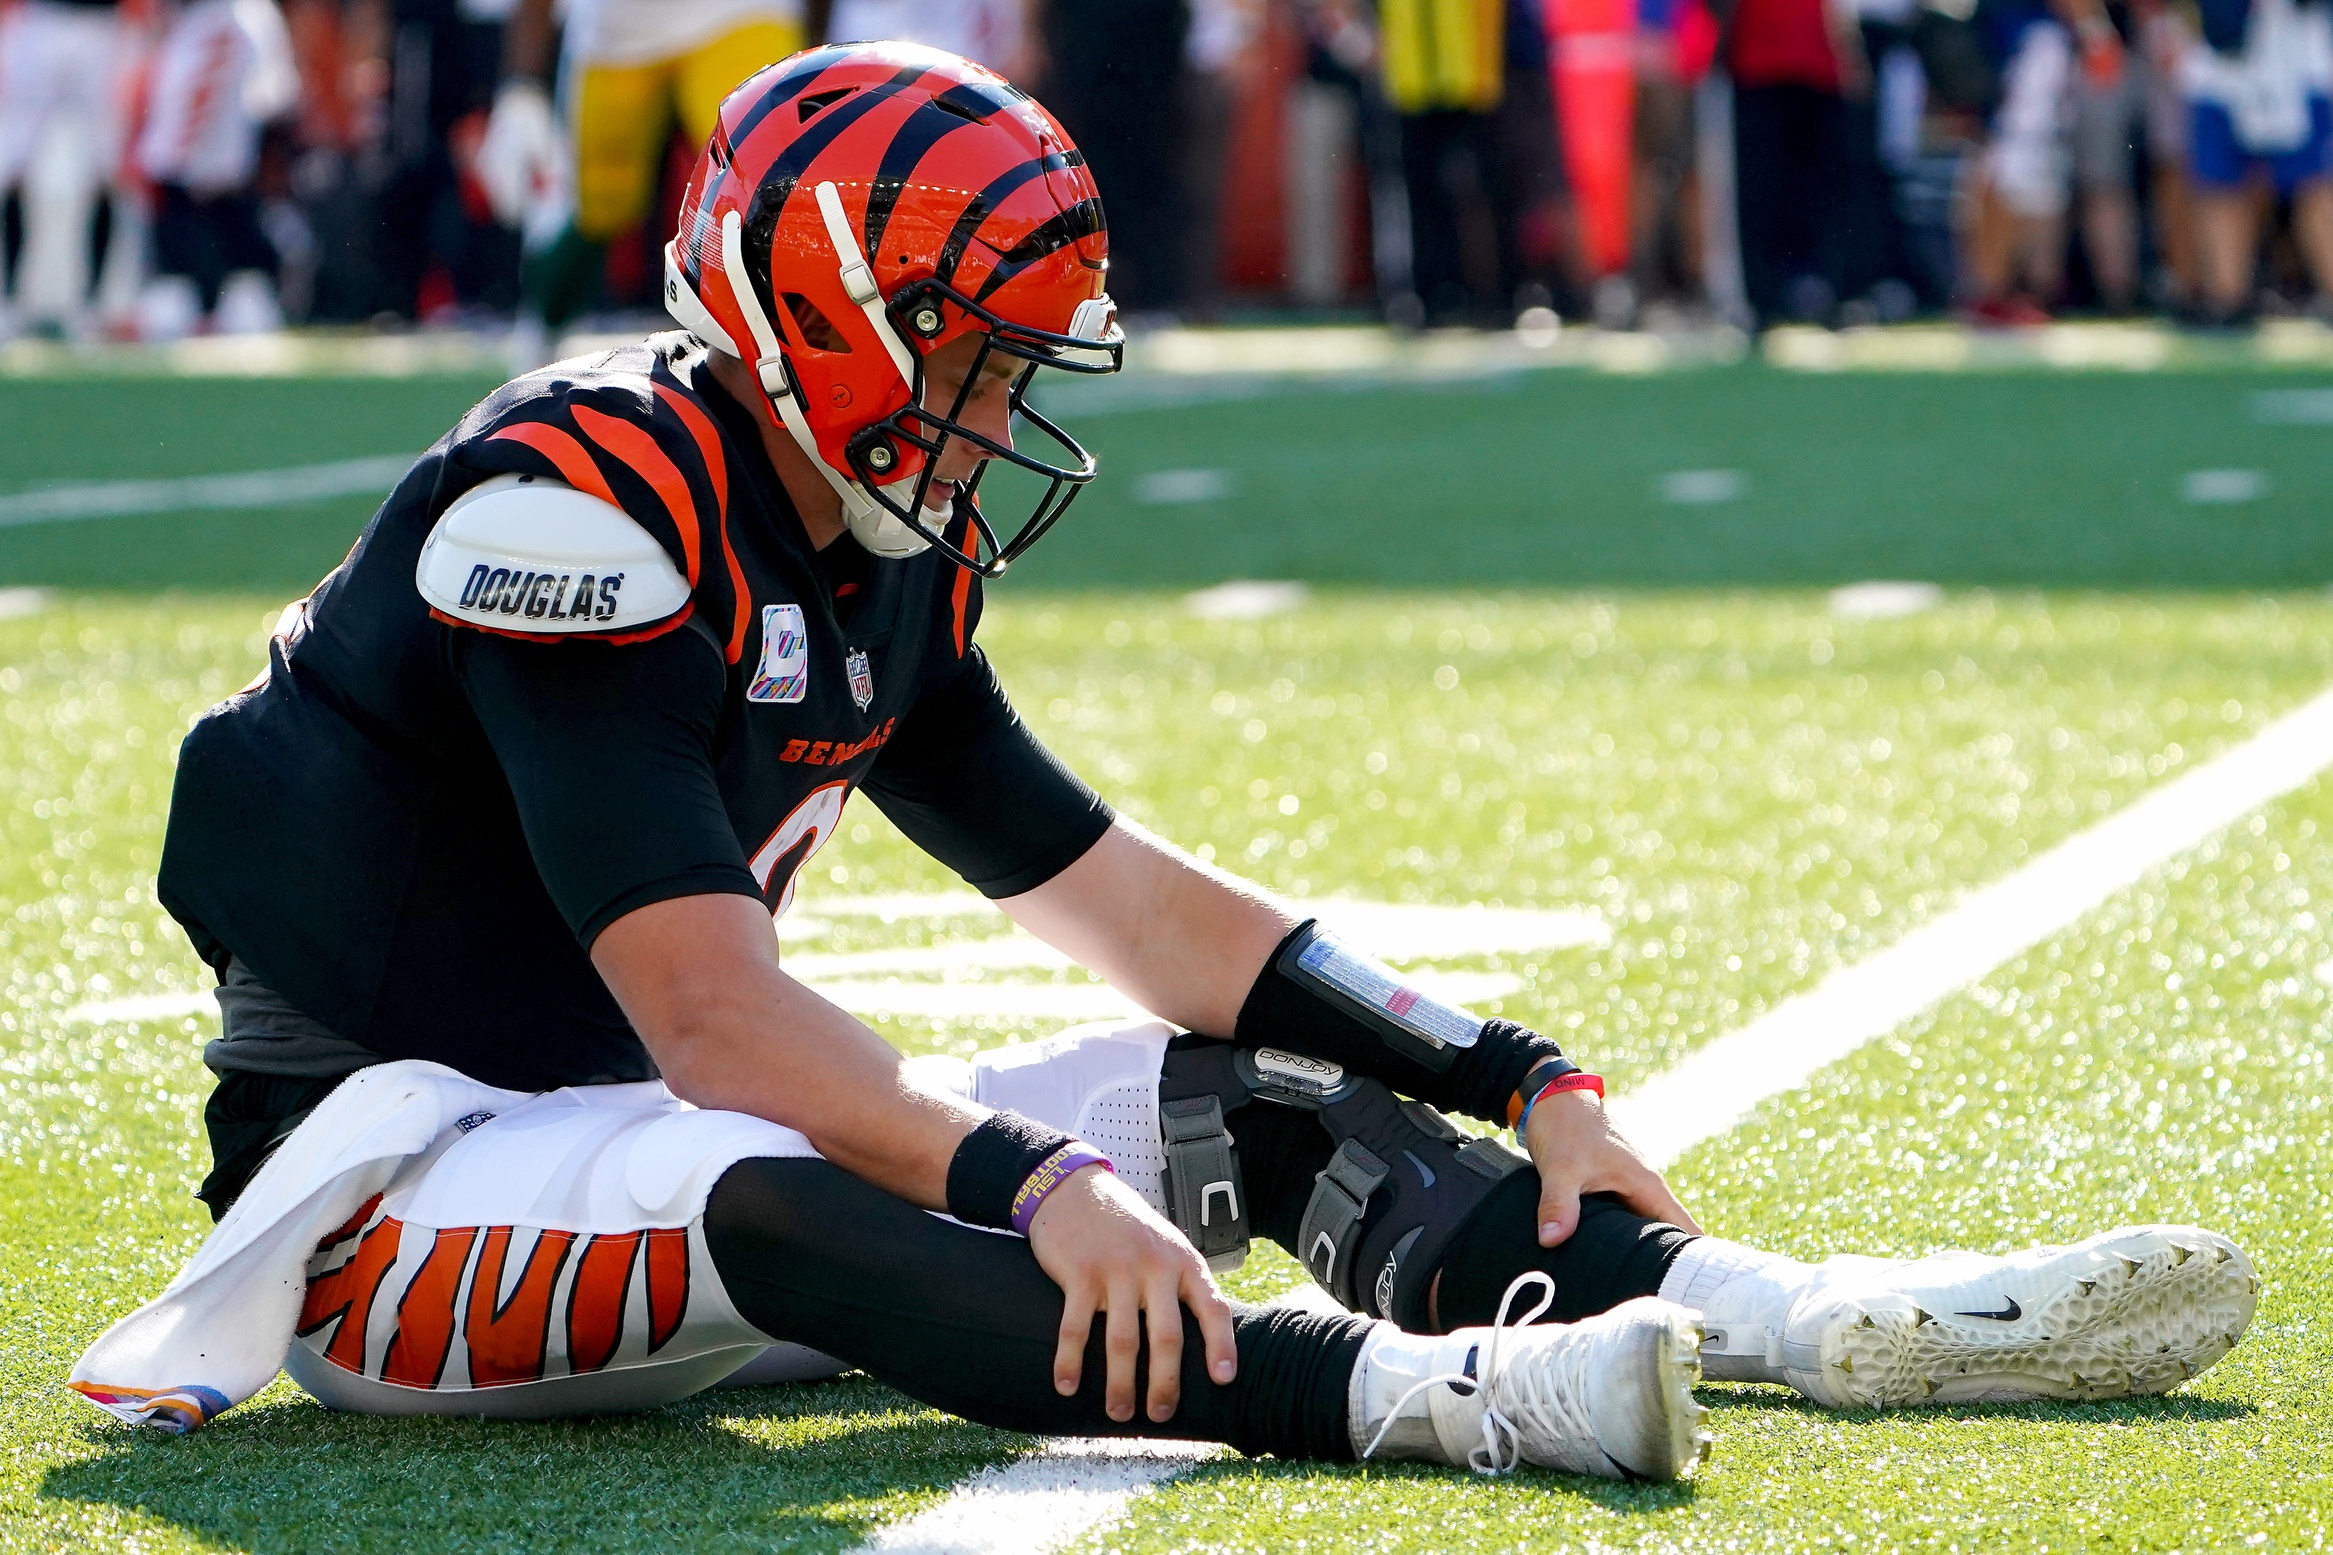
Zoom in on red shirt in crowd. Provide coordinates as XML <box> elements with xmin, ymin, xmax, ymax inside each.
<box><xmin>1726</xmin><ymin>0</ymin><xmax>1841</xmax><ymax>90</ymax></box>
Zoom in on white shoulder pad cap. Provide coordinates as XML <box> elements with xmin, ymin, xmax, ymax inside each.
<box><xmin>416</xmin><ymin>473</ymin><xmax>692</xmax><ymax>635</ymax></box>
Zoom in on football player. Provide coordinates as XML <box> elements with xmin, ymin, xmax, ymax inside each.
<box><xmin>92</xmin><ymin>44</ymin><xmax>2256</xmax><ymax>1480</ymax></box>
<box><xmin>0</xmin><ymin>0</ymin><xmax>140</xmax><ymax>339</ymax></box>
<box><xmin>477</xmin><ymin>0</ymin><xmax>818</xmax><ymax>341</ymax></box>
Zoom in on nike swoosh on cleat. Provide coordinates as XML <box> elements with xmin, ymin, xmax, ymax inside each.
<box><xmin>1954</xmin><ymin>1297</ymin><xmax>2023</xmax><ymax>1321</ymax></box>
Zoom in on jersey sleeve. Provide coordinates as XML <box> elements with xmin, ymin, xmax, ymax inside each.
<box><xmin>451</xmin><ymin>623</ymin><xmax>763</xmax><ymax>945</ymax></box>
<box><xmin>861</xmin><ymin>646</ymin><xmax>1115</xmax><ymax>899</ymax></box>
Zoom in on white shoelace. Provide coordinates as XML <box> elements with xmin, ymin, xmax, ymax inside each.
<box><xmin>1360</xmin><ymin>1271</ymin><xmax>1573</xmax><ymax>1475</ymax></box>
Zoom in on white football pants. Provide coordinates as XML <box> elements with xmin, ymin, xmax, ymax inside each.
<box><xmin>0</xmin><ymin>0</ymin><xmax>135</xmax><ymax>326</ymax></box>
<box><xmin>284</xmin><ymin>1020</ymin><xmax>1176</xmax><ymax>1418</ymax></box>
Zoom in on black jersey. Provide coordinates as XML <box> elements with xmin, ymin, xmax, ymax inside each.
<box><xmin>159</xmin><ymin>334</ymin><xmax>1111</xmax><ymax>1092</ymax></box>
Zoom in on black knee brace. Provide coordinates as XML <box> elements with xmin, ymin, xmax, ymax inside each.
<box><xmin>1159</xmin><ymin>1040</ymin><xmax>1532</xmax><ymax>1329</ymax></box>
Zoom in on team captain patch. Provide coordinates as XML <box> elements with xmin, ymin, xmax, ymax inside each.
<box><xmin>415</xmin><ymin>474</ymin><xmax>692</xmax><ymax>636</ymax></box>
<box><xmin>749</xmin><ymin>604</ymin><xmax>809</xmax><ymax>703</ymax></box>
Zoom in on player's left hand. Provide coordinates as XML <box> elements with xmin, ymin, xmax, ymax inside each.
<box><xmin>1027</xmin><ymin>1163</ymin><xmax>1239</xmax><ymax>1424</ymax></box>
<box><xmin>1524</xmin><ymin>1089</ymin><xmax>1704</xmax><ymax>1247</ymax></box>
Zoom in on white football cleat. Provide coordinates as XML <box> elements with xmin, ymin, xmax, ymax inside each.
<box><xmin>1776</xmin><ymin>1225</ymin><xmax>2259</xmax><ymax>1408</ymax></box>
<box><xmin>1353</xmin><ymin>1274</ymin><xmax>1711</xmax><ymax>1480</ymax></box>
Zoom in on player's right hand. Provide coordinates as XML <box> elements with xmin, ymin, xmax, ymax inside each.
<box><xmin>1028</xmin><ymin>1165</ymin><xmax>1238</xmax><ymax>1424</ymax></box>
<box><xmin>1525</xmin><ymin>1087</ymin><xmax>1704</xmax><ymax>1247</ymax></box>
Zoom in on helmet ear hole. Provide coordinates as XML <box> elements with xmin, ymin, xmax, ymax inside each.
<box><xmin>784</xmin><ymin>293</ymin><xmax>854</xmax><ymax>353</ymax></box>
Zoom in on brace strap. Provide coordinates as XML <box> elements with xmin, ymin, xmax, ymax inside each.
<box><xmin>1160</xmin><ymin>1095</ymin><xmax>1249</xmax><ymax>1273</ymax></box>
<box><xmin>1157</xmin><ymin>1038</ymin><xmax>1533</xmax><ymax>1324</ymax></box>
<box><xmin>1299</xmin><ymin>1139</ymin><xmax>1390</xmax><ymax>1305</ymax></box>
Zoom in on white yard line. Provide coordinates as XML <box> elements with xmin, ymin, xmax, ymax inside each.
<box><xmin>0</xmin><ymin>455</ymin><xmax>413</xmax><ymax>528</ymax></box>
<box><xmin>64</xmin><ymin>990</ymin><xmax>218</xmax><ymax>1024</ymax></box>
<box><xmin>1608</xmin><ymin>681</ymin><xmax>2333</xmax><ymax>1167</ymax></box>
<box><xmin>855</xmin><ymin>681</ymin><xmax>2333</xmax><ymax>1555</ymax></box>
<box><xmin>50</xmin><ymin>683</ymin><xmax>2333</xmax><ymax>1552</ymax></box>
<box><xmin>857</xmin><ymin>1440</ymin><xmax>1225</xmax><ymax>1555</ymax></box>
<box><xmin>804</xmin><ymin>967</ymin><xmax>1523</xmax><ymax>1023</ymax></box>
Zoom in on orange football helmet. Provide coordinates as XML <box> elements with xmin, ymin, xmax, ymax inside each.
<box><xmin>664</xmin><ymin>41</ymin><xmax>1123</xmax><ymax>575</ymax></box>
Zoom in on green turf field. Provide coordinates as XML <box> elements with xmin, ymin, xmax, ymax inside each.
<box><xmin>5</xmin><ymin>359</ymin><xmax>2333</xmax><ymax>592</ymax></box>
<box><xmin>4</xmin><ymin>351</ymin><xmax>2333</xmax><ymax>1551</ymax></box>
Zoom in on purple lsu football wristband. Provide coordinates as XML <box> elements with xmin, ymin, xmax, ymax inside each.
<box><xmin>1009</xmin><ymin>1143</ymin><xmax>1114</xmax><ymax>1235</ymax></box>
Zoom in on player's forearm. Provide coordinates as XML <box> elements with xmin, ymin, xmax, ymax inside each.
<box><xmin>999</xmin><ymin>818</ymin><xmax>1295</xmax><ymax>1036</ymax></box>
<box><xmin>502</xmin><ymin>0</ymin><xmax>556</xmax><ymax>82</ymax></box>
<box><xmin>671</xmin><ymin>980</ymin><xmax>982</xmax><ymax>1205</ymax></box>
<box><xmin>591</xmin><ymin>892</ymin><xmax>979</xmax><ymax>1207</ymax></box>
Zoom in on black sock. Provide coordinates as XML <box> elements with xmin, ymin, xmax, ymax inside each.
<box><xmin>702</xmin><ymin>1157</ymin><xmax>1370</xmax><ymax>1459</ymax></box>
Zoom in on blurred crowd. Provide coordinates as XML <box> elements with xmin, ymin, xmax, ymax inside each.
<box><xmin>0</xmin><ymin>0</ymin><xmax>2327</xmax><ymax>344</ymax></box>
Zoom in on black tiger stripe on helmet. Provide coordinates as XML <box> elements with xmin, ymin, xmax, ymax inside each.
<box><xmin>690</xmin><ymin>58</ymin><xmax>933</xmax><ymax>294</ymax></box>
<box><xmin>856</xmin><ymin>82</ymin><xmax>1043</xmax><ymax>267</ymax></box>
<box><xmin>935</xmin><ymin>150</ymin><xmax>1092</xmax><ymax>290</ymax></box>
<box><xmin>973</xmin><ymin>198</ymin><xmax>1109</xmax><ymax>303</ymax></box>
<box><xmin>683</xmin><ymin>45</ymin><xmax>864</xmax><ymax>283</ymax></box>
<box><xmin>665</xmin><ymin>40</ymin><xmax>1117</xmax><ymax>578</ymax></box>
<box><xmin>861</xmin><ymin>96</ymin><xmax>990</xmax><ymax>266</ymax></box>
<box><xmin>736</xmin><ymin>68</ymin><xmax>936</xmax><ymax>313</ymax></box>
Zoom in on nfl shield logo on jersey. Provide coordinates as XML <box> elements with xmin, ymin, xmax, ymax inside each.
<box><xmin>846</xmin><ymin>648</ymin><xmax>875</xmax><ymax>711</ymax></box>
<box><xmin>748</xmin><ymin>604</ymin><xmax>809</xmax><ymax>703</ymax></box>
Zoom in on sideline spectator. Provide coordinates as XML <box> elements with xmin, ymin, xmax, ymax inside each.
<box><xmin>1497</xmin><ymin>0</ymin><xmax>1568</xmax><ymax>319</ymax></box>
<box><xmin>826</xmin><ymin>0</ymin><xmax>1028</xmax><ymax>75</ymax></box>
<box><xmin>1036</xmin><ymin>0</ymin><xmax>1193</xmax><ymax>314</ymax></box>
<box><xmin>1632</xmin><ymin>0</ymin><xmax>1718</xmax><ymax>315</ymax></box>
<box><xmin>479</xmin><ymin>0</ymin><xmax>808</xmax><ymax>343</ymax></box>
<box><xmin>1181</xmin><ymin>0</ymin><xmax>1260</xmax><ymax>321</ymax></box>
<box><xmin>1297</xmin><ymin>0</ymin><xmax>1413</xmax><ymax>314</ymax></box>
<box><xmin>0</xmin><ymin>0</ymin><xmax>142</xmax><ymax>339</ymax></box>
<box><xmin>135</xmin><ymin>0</ymin><xmax>299</xmax><ymax>338</ymax></box>
<box><xmin>1718</xmin><ymin>0</ymin><xmax>1863</xmax><ymax>324</ymax></box>
<box><xmin>2065</xmin><ymin>0</ymin><xmax>2146</xmax><ymax>310</ymax></box>
<box><xmin>1378</xmin><ymin>0</ymin><xmax>1507</xmax><ymax>324</ymax></box>
<box><xmin>271</xmin><ymin>0</ymin><xmax>393</xmax><ymax>323</ymax></box>
<box><xmin>367</xmin><ymin>0</ymin><xmax>520</xmax><ymax>324</ymax></box>
<box><xmin>2134</xmin><ymin>0</ymin><xmax>2199</xmax><ymax>306</ymax></box>
<box><xmin>1835</xmin><ymin>0</ymin><xmax>1923</xmax><ymax>316</ymax></box>
<box><xmin>2182</xmin><ymin>0</ymin><xmax>2333</xmax><ymax>324</ymax></box>
<box><xmin>1965</xmin><ymin>1</ymin><xmax>2072</xmax><ymax>324</ymax></box>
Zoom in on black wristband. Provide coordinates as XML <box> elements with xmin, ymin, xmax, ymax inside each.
<box><xmin>946</xmin><ymin>1112</ymin><xmax>1074</xmax><ymax>1231</ymax></box>
<box><xmin>1516</xmin><ymin>1051</ymin><xmax>1583</xmax><ymax>1100</ymax></box>
<box><xmin>1459</xmin><ymin>1018</ymin><xmax>1569</xmax><ymax>1122</ymax></box>
<box><xmin>1233</xmin><ymin>920</ymin><xmax>1568</xmax><ymax>1123</ymax></box>
<box><xmin>1509</xmin><ymin>1050</ymin><xmax>1584</xmax><ymax>1123</ymax></box>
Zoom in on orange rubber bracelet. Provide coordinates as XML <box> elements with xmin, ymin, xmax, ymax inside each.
<box><xmin>1505</xmin><ymin>1059</ymin><xmax>1582</xmax><ymax>1127</ymax></box>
